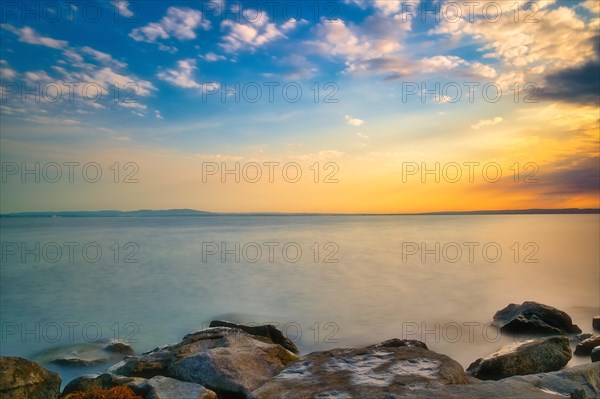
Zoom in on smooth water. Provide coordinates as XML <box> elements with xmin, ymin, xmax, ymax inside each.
<box><xmin>1</xmin><ymin>215</ymin><xmax>598</xmax><ymax>385</ymax></box>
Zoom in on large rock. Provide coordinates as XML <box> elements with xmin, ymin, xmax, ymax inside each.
<box><xmin>575</xmin><ymin>335</ymin><xmax>600</xmax><ymax>356</ymax></box>
<box><xmin>467</xmin><ymin>336</ymin><xmax>571</xmax><ymax>380</ymax></box>
<box><xmin>390</xmin><ymin>363</ymin><xmax>600</xmax><ymax>399</ymax></box>
<box><xmin>251</xmin><ymin>340</ymin><xmax>467</xmax><ymax>398</ymax></box>
<box><xmin>209</xmin><ymin>320</ymin><xmax>299</xmax><ymax>354</ymax></box>
<box><xmin>0</xmin><ymin>356</ymin><xmax>61</xmax><ymax>399</ymax></box>
<box><xmin>111</xmin><ymin>327</ymin><xmax>298</xmax><ymax>398</ymax></box>
<box><xmin>62</xmin><ymin>373</ymin><xmax>216</xmax><ymax>399</ymax></box>
<box><xmin>493</xmin><ymin>301</ymin><xmax>581</xmax><ymax>335</ymax></box>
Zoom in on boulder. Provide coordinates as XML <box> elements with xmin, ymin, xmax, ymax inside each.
<box><xmin>373</xmin><ymin>338</ymin><xmax>428</xmax><ymax>349</ymax></box>
<box><xmin>593</xmin><ymin>316</ymin><xmax>600</xmax><ymax>331</ymax></box>
<box><xmin>62</xmin><ymin>373</ymin><xmax>146</xmax><ymax>396</ymax></box>
<box><xmin>251</xmin><ymin>340</ymin><xmax>467</xmax><ymax>398</ymax></box>
<box><xmin>111</xmin><ymin>327</ymin><xmax>298</xmax><ymax>398</ymax></box>
<box><xmin>466</xmin><ymin>336</ymin><xmax>571</xmax><ymax>380</ymax></box>
<box><xmin>393</xmin><ymin>363</ymin><xmax>600</xmax><ymax>399</ymax></box>
<box><xmin>575</xmin><ymin>335</ymin><xmax>600</xmax><ymax>356</ymax></box>
<box><xmin>103</xmin><ymin>340</ymin><xmax>135</xmax><ymax>356</ymax></box>
<box><xmin>209</xmin><ymin>320</ymin><xmax>299</xmax><ymax>354</ymax></box>
<box><xmin>493</xmin><ymin>301</ymin><xmax>581</xmax><ymax>335</ymax></box>
<box><xmin>0</xmin><ymin>356</ymin><xmax>61</xmax><ymax>399</ymax></box>
<box><xmin>592</xmin><ymin>347</ymin><xmax>600</xmax><ymax>363</ymax></box>
<box><xmin>61</xmin><ymin>373</ymin><xmax>216</xmax><ymax>399</ymax></box>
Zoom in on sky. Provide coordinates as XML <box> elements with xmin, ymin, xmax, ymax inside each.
<box><xmin>0</xmin><ymin>0</ymin><xmax>598</xmax><ymax>213</ymax></box>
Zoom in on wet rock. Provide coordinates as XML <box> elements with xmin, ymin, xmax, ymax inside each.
<box><xmin>62</xmin><ymin>372</ymin><xmax>146</xmax><ymax>396</ymax></box>
<box><xmin>575</xmin><ymin>335</ymin><xmax>600</xmax><ymax>356</ymax></box>
<box><xmin>570</xmin><ymin>333</ymin><xmax>593</xmax><ymax>343</ymax></box>
<box><xmin>593</xmin><ymin>316</ymin><xmax>600</xmax><ymax>331</ymax></box>
<box><xmin>251</xmin><ymin>340</ymin><xmax>467</xmax><ymax>398</ymax></box>
<box><xmin>467</xmin><ymin>336</ymin><xmax>571</xmax><ymax>380</ymax></box>
<box><xmin>34</xmin><ymin>340</ymin><xmax>134</xmax><ymax>368</ymax></box>
<box><xmin>209</xmin><ymin>320</ymin><xmax>299</xmax><ymax>354</ymax></box>
<box><xmin>372</xmin><ymin>338</ymin><xmax>428</xmax><ymax>349</ymax></box>
<box><xmin>0</xmin><ymin>356</ymin><xmax>61</xmax><ymax>399</ymax></box>
<box><xmin>493</xmin><ymin>301</ymin><xmax>581</xmax><ymax>335</ymax></box>
<box><xmin>111</xmin><ymin>327</ymin><xmax>298</xmax><ymax>398</ymax></box>
<box><xmin>103</xmin><ymin>340</ymin><xmax>135</xmax><ymax>356</ymax></box>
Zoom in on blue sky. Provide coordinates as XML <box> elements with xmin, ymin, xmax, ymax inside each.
<box><xmin>1</xmin><ymin>0</ymin><xmax>598</xmax><ymax>212</ymax></box>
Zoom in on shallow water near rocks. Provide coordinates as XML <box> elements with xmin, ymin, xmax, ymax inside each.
<box><xmin>1</xmin><ymin>215</ymin><xmax>598</xmax><ymax>386</ymax></box>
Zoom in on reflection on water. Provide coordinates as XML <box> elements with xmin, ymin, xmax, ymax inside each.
<box><xmin>1</xmin><ymin>215</ymin><xmax>598</xmax><ymax>384</ymax></box>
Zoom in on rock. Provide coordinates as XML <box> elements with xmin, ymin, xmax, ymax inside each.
<box><xmin>575</xmin><ymin>336</ymin><xmax>600</xmax><ymax>356</ymax></box>
<box><xmin>0</xmin><ymin>356</ymin><xmax>61</xmax><ymax>399</ymax></box>
<box><xmin>111</xmin><ymin>327</ymin><xmax>298</xmax><ymax>398</ymax></box>
<box><xmin>209</xmin><ymin>320</ymin><xmax>300</xmax><ymax>354</ymax></box>
<box><xmin>391</xmin><ymin>363</ymin><xmax>600</xmax><ymax>399</ymax></box>
<box><xmin>251</xmin><ymin>340</ymin><xmax>467</xmax><ymax>398</ymax></box>
<box><xmin>493</xmin><ymin>301</ymin><xmax>581</xmax><ymax>335</ymax></box>
<box><xmin>141</xmin><ymin>376</ymin><xmax>217</xmax><ymax>399</ymax></box>
<box><xmin>592</xmin><ymin>347</ymin><xmax>600</xmax><ymax>363</ymax></box>
<box><xmin>570</xmin><ymin>333</ymin><xmax>593</xmax><ymax>343</ymax></box>
<box><xmin>62</xmin><ymin>373</ymin><xmax>217</xmax><ymax>399</ymax></box>
<box><xmin>62</xmin><ymin>373</ymin><xmax>146</xmax><ymax>396</ymax></box>
<box><xmin>593</xmin><ymin>316</ymin><xmax>600</xmax><ymax>331</ymax></box>
<box><xmin>466</xmin><ymin>336</ymin><xmax>571</xmax><ymax>380</ymax></box>
<box><xmin>33</xmin><ymin>340</ymin><xmax>134</xmax><ymax>368</ymax></box>
<box><xmin>103</xmin><ymin>340</ymin><xmax>135</xmax><ymax>356</ymax></box>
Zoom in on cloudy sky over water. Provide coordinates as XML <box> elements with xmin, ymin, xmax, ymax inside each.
<box><xmin>0</xmin><ymin>0</ymin><xmax>598</xmax><ymax>213</ymax></box>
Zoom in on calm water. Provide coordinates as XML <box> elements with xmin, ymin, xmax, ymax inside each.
<box><xmin>1</xmin><ymin>215</ymin><xmax>598</xmax><ymax>385</ymax></box>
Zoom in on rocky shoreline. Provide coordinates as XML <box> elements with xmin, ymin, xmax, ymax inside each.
<box><xmin>1</xmin><ymin>301</ymin><xmax>599</xmax><ymax>399</ymax></box>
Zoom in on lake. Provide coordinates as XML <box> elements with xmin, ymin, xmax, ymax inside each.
<box><xmin>1</xmin><ymin>215</ymin><xmax>598</xmax><ymax>385</ymax></box>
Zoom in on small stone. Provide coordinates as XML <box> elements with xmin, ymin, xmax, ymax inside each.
<box><xmin>593</xmin><ymin>316</ymin><xmax>600</xmax><ymax>331</ymax></box>
<box><xmin>574</xmin><ymin>335</ymin><xmax>600</xmax><ymax>356</ymax></box>
<box><xmin>591</xmin><ymin>347</ymin><xmax>600</xmax><ymax>363</ymax></box>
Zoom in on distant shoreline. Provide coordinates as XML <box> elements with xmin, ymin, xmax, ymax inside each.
<box><xmin>1</xmin><ymin>208</ymin><xmax>599</xmax><ymax>218</ymax></box>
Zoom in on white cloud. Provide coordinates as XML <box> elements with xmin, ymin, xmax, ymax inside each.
<box><xmin>281</xmin><ymin>18</ymin><xmax>309</xmax><ymax>32</ymax></box>
<box><xmin>471</xmin><ymin>117</ymin><xmax>503</xmax><ymax>130</ymax></box>
<box><xmin>219</xmin><ymin>16</ymin><xmax>285</xmax><ymax>53</ymax></box>
<box><xmin>157</xmin><ymin>59</ymin><xmax>219</xmax><ymax>92</ymax></box>
<box><xmin>130</xmin><ymin>7</ymin><xmax>210</xmax><ymax>44</ymax></box>
<box><xmin>155</xmin><ymin>110</ymin><xmax>164</xmax><ymax>119</ymax></box>
<box><xmin>113</xmin><ymin>1</ymin><xmax>134</xmax><ymax>17</ymax></box>
<box><xmin>357</xmin><ymin>132</ymin><xmax>369</xmax><ymax>139</ymax></box>
<box><xmin>81</xmin><ymin>46</ymin><xmax>126</xmax><ymax>69</ymax></box>
<box><xmin>201</xmin><ymin>52</ymin><xmax>226</xmax><ymax>62</ymax></box>
<box><xmin>1</xmin><ymin>24</ymin><xmax>68</xmax><ymax>49</ymax></box>
<box><xmin>345</xmin><ymin>115</ymin><xmax>365</xmax><ymax>126</ymax></box>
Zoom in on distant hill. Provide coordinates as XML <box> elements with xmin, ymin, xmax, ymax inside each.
<box><xmin>0</xmin><ymin>208</ymin><xmax>598</xmax><ymax>217</ymax></box>
<box><xmin>0</xmin><ymin>209</ymin><xmax>213</xmax><ymax>218</ymax></box>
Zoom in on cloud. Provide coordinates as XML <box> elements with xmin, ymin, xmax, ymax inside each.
<box><xmin>1</xmin><ymin>24</ymin><xmax>68</xmax><ymax>49</ymax></box>
<box><xmin>219</xmin><ymin>16</ymin><xmax>285</xmax><ymax>53</ymax></box>
<box><xmin>112</xmin><ymin>1</ymin><xmax>134</xmax><ymax>17</ymax></box>
<box><xmin>357</xmin><ymin>132</ymin><xmax>369</xmax><ymax>139</ymax></box>
<box><xmin>345</xmin><ymin>115</ymin><xmax>365</xmax><ymax>126</ymax></box>
<box><xmin>155</xmin><ymin>110</ymin><xmax>164</xmax><ymax>119</ymax></box>
<box><xmin>200</xmin><ymin>52</ymin><xmax>226</xmax><ymax>62</ymax></box>
<box><xmin>157</xmin><ymin>59</ymin><xmax>219</xmax><ymax>92</ymax></box>
<box><xmin>471</xmin><ymin>117</ymin><xmax>503</xmax><ymax>130</ymax></box>
<box><xmin>80</xmin><ymin>46</ymin><xmax>127</xmax><ymax>69</ymax></box>
<box><xmin>281</xmin><ymin>18</ymin><xmax>309</xmax><ymax>32</ymax></box>
<box><xmin>539</xmin><ymin>36</ymin><xmax>600</xmax><ymax>105</ymax></box>
<box><xmin>130</xmin><ymin>7</ymin><xmax>210</xmax><ymax>44</ymax></box>
<box><xmin>0</xmin><ymin>60</ymin><xmax>16</xmax><ymax>79</ymax></box>
<box><xmin>534</xmin><ymin>156</ymin><xmax>600</xmax><ymax>196</ymax></box>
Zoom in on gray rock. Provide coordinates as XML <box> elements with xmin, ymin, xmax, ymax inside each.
<box><xmin>593</xmin><ymin>316</ymin><xmax>600</xmax><ymax>331</ymax></box>
<box><xmin>372</xmin><ymin>338</ymin><xmax>428</xmax><ymax>349</ymax></box>
<box><xmin>466</xmin><ymin>336</ymin><xmax>572</xmax><ymax>380</ymax></box>
<box><xmin>103</xmin><ymin>340</ymin><xmax>135</xmax><ymax>356</ymax></box>
<box><xmin>493</xmin><ymin>301</ymin><xmax>581</xmax><ymax>335</ymax></box>
<box><xmin>571</xmin><ymin>333</ymin><xmax>593</xmax><ymax>343</ymax></box>
<box><xmin>209</xmin><ymin>320</ymin><xmax>299</xmax><ymax>354</ymax></box>
<box><xmin>111</xmin><ymin>327</ymin><xmax>298</xmax><ymax>398</ymax></box>
<box><xmin>591</xmin><ymin>347</ymin><xmax>600</xmax><ymax>363</ymax></box>
<box><xmin>575</xmin><ymin>336</ymin><xmax>600</xmax><ymax>356</ymax></box>
<box><xmin>0</xmin><ymin>356</ymin><xmax>61</xmax><ymax>399</ymax></box>
<box><xmin>138</xmin><ymin>376</ymin><xmax>217</xmax><ymax>399</ymax></box>
<box><xmin>251</xmin><ymin>341</ymin><xmax>467</xmax><ymax>398</ymax></box>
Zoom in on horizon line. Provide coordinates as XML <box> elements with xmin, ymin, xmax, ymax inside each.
<box><xmin>1</xmin><ymin>208</ymin><xmax>599</xmax><ymax>217</ymax></box>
